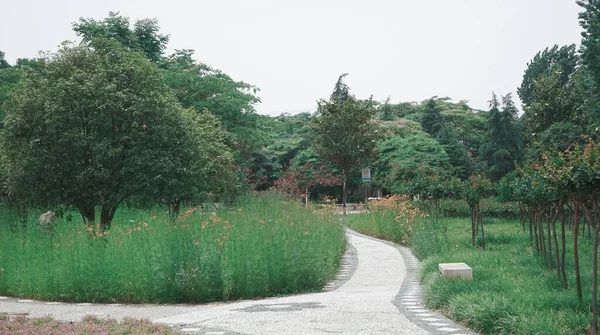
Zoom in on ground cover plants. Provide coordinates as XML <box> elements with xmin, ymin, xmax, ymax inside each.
<box><xmin>0</xmin><ymin>193</ymin><xmax>345</xmax><ymax>303</ymax></box>
<box><xmin>349</xmin><ymin>204</ymin><xmax>595</xmax><ymax>334</ymax></box>
<box><xmin>0</xmin><ymin>314</ymin><xmax>180</xmax><ymax>335</ymax></box>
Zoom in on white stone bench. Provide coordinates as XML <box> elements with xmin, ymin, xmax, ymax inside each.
<box><xmin>438</xmin><ymin>262</ymin><xmax>472</xmax><ymax>280</ymax></box>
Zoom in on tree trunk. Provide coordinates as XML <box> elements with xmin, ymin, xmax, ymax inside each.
<box><xmin>471</xmin><ymin>203</ymin><xmax>476</xmax><ymax>247</ymax></box>
<box><xmin>480</xmin><ymin>204</ymin><xmax>485</xmax><ymax>250</ymax></box>
<box><xmin>305</xmin><ymin>188</ymin><xmax>309</xmax><ymax>207</ymax></box>
<box><xmin>551</xmin><ymin>208</ymin><xmax>560</xmax><ymax>277</ymax></box>
<box><xmin>547</xmin><ymin>211</ymin><xmax>553</xmax><ymax>271</ymax></box>
<box><xmin>559</xmin><ymin>202</ymin><xmax>568</xmax><ymax>290</ymax></box>
<box><xmin>593</xmin><ymin>225</ymin><xmax>599</xmax><ymax>335</ymax></box>
<box><xmin>79</xmin><ymin>205</ymin><xmax>96</xmax><ymax>225</ymax></box>
<box><xmin>168</xmin><ymin>200</ymin><xmax>181</xmax><ymax>221</ymax></box>
<box><xmin>100</xmin><ymin>204</ymin><xmax>118</xmax><ymax>231</ymax></box>
<box><xmin>574</xmin><ymin>202</ymin><xmax>583</xmax><ymax>301</ymax></box>
<box><xmin>520</xmin><ymin>203</ymin><xmax>526</xmax><ymax>233</ymax></box>
<box><xmin>342</xmin><ymin>177</ymin><xmax>347</xmax><ymax>216</ymax></box>
<box><xmin>539</xmin><ymin>210</ymin><xmax>547</xmax><ymax>262</ymax></box>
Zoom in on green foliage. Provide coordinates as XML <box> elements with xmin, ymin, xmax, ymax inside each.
<box><xmin>2</xmin><ymin>39</ymin><xmax>185</xmax><ymax>228</ymax></box>
<box><xmin>419</xmin><ymin>98</ymin><xmax>473</xmax><ymax>178</ymax></box>
<box><xmin>161</xmin><ymin>50</ymin><xmax>261</xmax><ymax>143</ymax></box>
<box><xmin>479</xmin><ymin>93</ymin><xmax>523</xmax><ymax>182</ymax></box>
<box><xmin>347</xmin><ymin>195</ymin><xmax>421</xmax><ymax>245</ymax></box>
<box><xmin>0</xmin><ymin>51</ymin><xmax>9</xmax><ymax>70</ymax></box>
<box><xmin>461</xmin><ymin>174</ymin><xmax>493</xmax><ymax>205</ymax></box>
<box><xmin>518</xmin><ymin>44</ymin><xmax>579</xmax><ymax>107</ymax></box>
<box><xmin>353</xmin><ymin>216</ymin><xmax>594</xmax><ymax>334</ymax></box>
<box><xmin>312</xmin><ymin>75</ymin><xmax>379</xmax><ymax>208</ymax></box>
<box><xmin>579</xmin><ymin>1</ymin><xmax>600</xmax><ymax>96</ymax></box>
<box><xmin>0</xmin><ymin>194</ymin><xmax>346</xmax><ymax>303</ymax></box>
<box><xmin>374</xmin><ymin>134</ymin><xmax>452</xmax><ymax>191</ymax></box>
<box><xmin>72</xmin><ymin>11</ymin><xmax>169</xmax><ymax>63</ymax></box>
<box><xmin>138</xmin><ymin>109</ymin><xmax>234</xmax><ymax>217</ymax></box>
<box><xmin>420</xmin><ymin>98</ymin><xmax>444</xmax><ymax>136</ymax></box>
<box><xmin>432</xmin><ymin>198</ymin><xmax>521</xmax><ymax>219</ymax></box>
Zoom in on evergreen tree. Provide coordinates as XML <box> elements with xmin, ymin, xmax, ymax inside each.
<box><xmin>479</xmin><ymin>93</ymin><xmax>522</xmax><ymax>181</ymax></box>
<box><xmin>420</xmin><ymin>98</ymin><xmax>444</xmax><ymax>136</ymax></box>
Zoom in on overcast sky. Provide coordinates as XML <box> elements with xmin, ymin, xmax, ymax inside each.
<box><xmin>0</xmin><ymin>0</ymin><xmax>584</xmax><ymax>115</ymax></box>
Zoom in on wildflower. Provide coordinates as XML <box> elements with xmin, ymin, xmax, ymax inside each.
<box><xmin>86</xmin><ymin>226</ymin><xmax>93</xmax><ymax>233</ymax></box>
<box><xmin>193</xmin><ymin>240</ymin><xmax>200</xmax><ymax>246</ymax></box>
<box><xmin>134</xmin><ymin>227</ymin><xmax>141</xmax><ymax>232</ymax></box>
<box><xmin>259</xmin><ymin>219</ymin><xmax>266</xmax><ymax>225</ymax></box>
<box><xmin>103</xmin><ymin>231</ymin><xmax>109</xmax><ymax>236</ymax></box>
<box><xmin>152</xmin><ymin>216</ymin><xmax>157</xmax><ymax>220</ymax></box>
<box><xmin>127</xmin><ymin>229</ymin><xmax>133</xmax><ymax>235</ymax></box>
<box><xmin>304</xmin><ymin>231</ymin><xmax>310</xmax><ymax>236</ymax></box>
<box><xmin>223</xmin><ymin>235</ymin><xmax>230</xmax><ymax>240</ymax></box>
<box><xmin>142</xmin><ymin>222</ymin><xmax>149</xmax><ymax>227</ymax></box>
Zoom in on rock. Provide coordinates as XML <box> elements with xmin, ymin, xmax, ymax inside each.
<box><xmin>39</xmin><ymin>211</ymin><xmax>56</xmax><ymax>227</ymax></box>
<box><xmin>438</xmin><ymin>262</ymin><xmax>472</xmax><ymax>280</ymax></box>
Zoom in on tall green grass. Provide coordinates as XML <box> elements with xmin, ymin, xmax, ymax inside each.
<box><xmin>350</xmin><ymin>212</ymin><xmax>595</xmax><ymax>334</ymax></box>
<box><xmin>0</xmin><ymin>193</ymin><xmax>345</xmax><ymax>303</ymax></box>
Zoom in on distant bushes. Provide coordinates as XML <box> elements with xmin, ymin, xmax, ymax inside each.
<box><xmin>415</xmin><ymin>197</ymin><xmax>520</xmax><ymax>219</ymax></box>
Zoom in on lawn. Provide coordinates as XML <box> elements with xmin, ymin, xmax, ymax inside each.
<box><xmin>349</xmin><ymin>209</ymin><xmax>595</xmax><ymax>334</ymax></box>
<box><xmin>0</xmin><ymin>193</ymin><xmax>346</xmax><ymax>303</ymax></box>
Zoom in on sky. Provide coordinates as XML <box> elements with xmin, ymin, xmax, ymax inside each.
<box><xmin>0</xmin><ymin>0</ymin><xmax>584</xmax><ymax>115</ymax></box>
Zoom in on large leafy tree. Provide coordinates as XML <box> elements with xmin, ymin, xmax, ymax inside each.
<box><xmin>3</xmin><ymin>39</ymin><xmax>186</xmax><ymax>229</ymax></box>
<box><xmin>139</xmin><ymin>109</ymin><xmax>234</xmax><ymax>219</ymax></box>
<box><xmin>518</xmin><ymin>45</ymin><xmax>579</xmax><ymax>107</ymax></box>
<box><xmin>312</xmin><ymin>75</ymin><xmax>379</xmax><ymax>213</ymax></box>
<box><xmin>161</xmin><ymin>50</ymin><xmax>261</xmax><ymax>152</ymax></box>
<box><xmin>72</xmin><ymin>11</ymin><xmax>169</xmax><ymax>63</ymax></box>
<box><xmin>579</xmin><ymin>1</ymin><xmax>600</xmax><ymax>91</ymax></box>
<box><xmin>374</xmin><ymin>133</ymin><xmax>452</xmax><ymax>193</ymax></box>
<box><xmin>519</xmin><ymin>44</ymin><xmax>587</xmax><ymax>155</ymax></box>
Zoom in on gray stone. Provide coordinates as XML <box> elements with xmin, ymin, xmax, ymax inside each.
<box><xmin>439</xmin><ymin>262</ymin><xmax>473</xmax><ymax>280</ymax></box>
<box><xmin>39</xmin><ymin>211</ymin><xmax>56</xmax><ymax>227</ymax></box>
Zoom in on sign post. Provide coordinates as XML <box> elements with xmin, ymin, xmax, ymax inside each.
<box><xmin>362</xmin><ymin>168</ymin><xmax>371</xmax><ymax>201</ymax></box>
<box><xmin>361</xmin><ymin>168</ymin><xmax>371</xmax><ymax>182</ymax></box>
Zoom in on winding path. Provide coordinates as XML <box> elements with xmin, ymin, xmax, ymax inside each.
<box><xmin>0</xmin><ymin>230</ymin><xmax>475</xmax><ymax>335</ymax></box>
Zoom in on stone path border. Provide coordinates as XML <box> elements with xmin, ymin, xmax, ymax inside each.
<box><xmin>348</xmin><ymin>229</ymin><xmax>477</xmax><ymax>335</ymax></box>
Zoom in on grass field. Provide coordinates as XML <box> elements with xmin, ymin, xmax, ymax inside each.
<box><xmin>349</xmin><ymin>210</ymin><xmax>595</xmax><ymax>334</ymax></box>
<box><xmin>0</xmin><ymin>193</ymin><xmax>346</xmax><ymax>303</ymax></box>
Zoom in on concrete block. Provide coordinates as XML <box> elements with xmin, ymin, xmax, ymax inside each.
<box><xmin>438</xmin><ymin>262</ymin><xmax>472</xmax><ymax>280</ymax></box>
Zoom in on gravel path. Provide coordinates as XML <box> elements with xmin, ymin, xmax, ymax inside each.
<box><xmin>0</xmin><ymin>229</ymin><xmax>475</xmax><ymax>335</ymax></box>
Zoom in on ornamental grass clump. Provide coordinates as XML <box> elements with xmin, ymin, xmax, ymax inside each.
<box><xmin>347</xmin><ymin>195</ymin><xmax>421</xmax><ymax>245</ymax></box>
<box><xmin>0</xmin><ymin>193</ymin><xmax>345</xmax><ymax>303</ymax></box>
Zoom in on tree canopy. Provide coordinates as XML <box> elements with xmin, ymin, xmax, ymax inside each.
<box><xmin>3</xmin><ymin>39</ymin><xmax>187</xmax><ymax>228</ymax></box>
